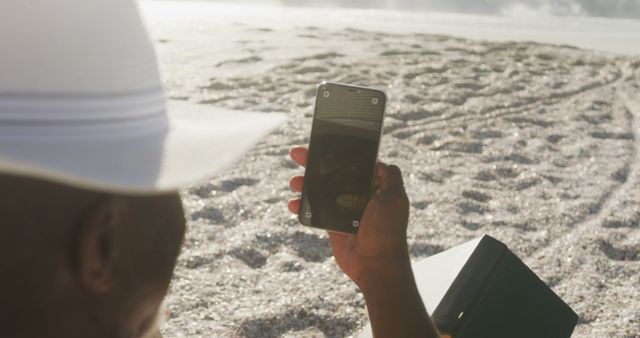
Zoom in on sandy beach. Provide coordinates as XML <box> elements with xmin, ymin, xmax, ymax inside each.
<box><xmin>141</xmin><ymin>2</ymin><xmax>640</xmax><ymax>337</ymax></box>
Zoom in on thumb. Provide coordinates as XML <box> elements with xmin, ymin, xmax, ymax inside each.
<box><xmin>377</xmin><ymin>163</ymin><xmax>406</xmax><ymax>197</ymax></box>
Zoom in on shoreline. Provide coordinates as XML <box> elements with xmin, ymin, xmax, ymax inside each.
<box><xmin>142</xmin><ymin>1</ymin><xmax>640</xmax><ymax>57</ymax></box>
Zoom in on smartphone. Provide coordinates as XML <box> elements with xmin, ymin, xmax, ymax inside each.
<box><xmin>299</xmin><ymin>82</ymin><xmax>386</xmax><ymax>234</ymax></box>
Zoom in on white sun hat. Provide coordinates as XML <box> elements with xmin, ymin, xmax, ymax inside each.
<box><xmin>0</xmin><ymin>0</ymin><xmax>286</xmax><ymax>193</ymax></box>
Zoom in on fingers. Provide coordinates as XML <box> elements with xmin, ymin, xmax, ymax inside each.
<box><xmin>288</xmin><ymin>147</ymin><xmax>306</xmax><ymax>215</ymax></box>
<box><xmin>374</xmin><ymin>161</ymin><xmax>386</xmax><ymax>186</ymax></box>
<box><xmin>376</xmin><ymin>163</ymin><xmax>405</xmax><ymax>196</ymax></box>
<box><xmin>289</xmin><ymin>175</ymin><xmax>304</xmax><ymax>193</ymax></box>
<box><xmin>288</xmin><ymin>198</ymin><xmax>301</xmax><ymax>214</ymax></box>
<box><xmin>289</xmin><ymin>146</ymin><xmax>308</xmax><ymax>168</ymax></box>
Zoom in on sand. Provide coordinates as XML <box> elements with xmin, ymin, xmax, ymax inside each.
<box><xmin>142</xmin><ymin>2</ymin><xmax>640</xmax><ymax>337</ymax></box>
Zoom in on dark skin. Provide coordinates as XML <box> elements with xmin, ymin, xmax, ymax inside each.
<box><xmin>0</xmin><ymin>175</ymin><xmax>184</xmax><ymax>338</ymax></box>
<box><xmin>0</xmin><ymin>147</ymin><xmax>438</xmax><ymax>338</ymax></box>
<box><xmin>288</xmin><ymin>146</ymin><xmax>439</xmax><ymax>338</ymax></box>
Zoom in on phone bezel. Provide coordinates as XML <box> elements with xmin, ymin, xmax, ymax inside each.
<box><xmin>298</xmin><ymin>81</ymin><xmax>387</xmax><ymax>234</ymax></box>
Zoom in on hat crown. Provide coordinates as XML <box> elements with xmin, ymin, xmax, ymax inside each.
<box><xmin>0</xmin><ymin>0</ymin><xmax>165</xmax><ymax>122</ymax></box>
<box><xmin>0</xmin><ymin>1</ymin><xmax>288</xmax><ymax>194</ymax></box>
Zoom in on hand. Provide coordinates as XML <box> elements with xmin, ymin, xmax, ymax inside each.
<box><xmin>289</xmin><ymin>146</ymin><xmax>439</xmax><ymax>337</ymax></box>
<box><xmin>288</xmin><ymin>146</ymin><xmax>412</xmax><ymax>288</ymax></box>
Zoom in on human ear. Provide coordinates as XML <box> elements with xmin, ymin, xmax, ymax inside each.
<box><xmin>74</xmin><ymin>196</ymin><xmax>122</xmax><ymax>292</ymax></box>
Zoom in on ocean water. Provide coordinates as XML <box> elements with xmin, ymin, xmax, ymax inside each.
<box><xmin>142</xmin><ymin>1</ymin><xmax>640</xmax><ymax>56</ymax></box>
<box><xmin>154</xmin><ymin>0</ymin><xmax>640</xmax><ymax>19</ymax></box>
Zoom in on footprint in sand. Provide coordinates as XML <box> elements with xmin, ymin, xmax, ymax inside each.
<box><xmin>279</xmin><ymin>260</ymin><xmax>304</xmax><ymax>272</ymax></box>
<box><xmin>288</xmin><ymin>232</ymin><xmax>332</xmax><ymax>263</ymax></box>
<box><xmin>252</xmin><ymin>27</ymin><xmax>274</xmax><ymax>33</ymax></box>
<box><xmin>403</xmin><ymin>94</ymin><xmax>424</xmax><ymax>104</ymax></box>
<box><xmin>580</xmin><ymin>112</ymin><xmax>613</xmax><ymax>125</ymax></box>
<box><xmin>420</xmin><ymin>169</ymin><xmax>454</xmax><ymax>183</ymax></box>
<box><xmin>216</xmin><ymin>56</ymin><xmax>263</xmax><ymax>67</ymax></box>
<box><xmin>417</xmin><ymin>134</ymin><xmax>439</xmax><ymax>145</ymax></box>
<box><xmin>504</xmin><ymin>153</ymin><xmax>537</xmax><ymax>165</ymax></box>
<box><xmin>462</xmin><ymin>190</ymin><xmax>492</xmax><ymax>203</ymax></box>
<box><xmin>515</xmin><ymin>176</ymin><xmax>542</xmax><ymax>190</ymax></box>
<box><xmin>598</xmin><ymin>240</ymin><xmax>640</xmax><ymax>261</ymax></box>
<box><xmin>590</xmin><ymin>131</ymin><xmax>634</xmax><ymax>140</ymax></box>
<box><xmin>184</xmin><ymin>254</ymin><xmax>215</xmax><ymax>270</ymax></box>
<box><xmin>611</xmin><ymin>165</ymin><xmax>630</xmax><ymax>183</ymax></box>
<box><xmin>238</xmin><ymin>310</ymin><xmax>354</xmax><ymax>338</ymax></box>
<box><xmin>204</xmin><ymin>81</ymin><xmax>236</xmax><ymax>91</ymax></box>
<box><xmin>391</xmin><ymin>130</ymin><xmax>416</xmax><ymax>140</ymax></box>
<box><xmin>495</xmin><ymin>166</ymin><xmax>521</xmax><ymax>178</ymax></box>
<box><xmin>457</xmin><ymin>201</ymin><xmax>488</xmax><ymax>215</ymax></box>
<box><xmin>454</xmin><ymin>81</ymin><xmax>487</xmax><ymax>91</ymax></box>
<box><xmin>409</xmin><ymin>242</ymin><xmax>444</xmax><ymax>258</ymax></box>
<box><xmin>293</xmin><ymin>66</ymin><xmax>329</xmax><ymax>75</ymax></box>
<box><xmin>214</xmin><ymin>177</ymin><xmax>260</xmax><ymax>192</ymax></box>
<box><xmin>506</xmin><ymin>117</ymin><xmax>555</xmax><ymax>128</ymax></box>
<box><xmin>601</xmin><ymin>212</ymin><xmax>640</xmax><ymax>228</ymax></box>
<box><xmin>379</xmin><ymin>49</ymin><xmax>415</xmax><ymax>57</ymax></box>
<box><xmin>412</xmin><ymin>200</ymin><xmax>430</xmax><ymax>210</ymax></box>
<box><xmin>546</xmin><ymin>134</ymin><xmax>565</xmax><ymax>143</ymax></box>
<box><xmin>492</xmin><ymin>221</ymin><xmax>532</xmax><ymax>231</ymax></box>
<box><xmin>435</xmin><ymin>141</ymin><xmax>484</xmax><ymax>154</ymax></box>
<box><xmin>191</xmin><ymin>206</ymin><xmax>226</xmax><ymax>224</ymax></box>
<box><xmin>461</xmin><ymin>221</ymin><xmax>483</xmax><ymax>230</ymax></box>
<box><xmin>304</xmin><ymin>53</ymin><xmax>344</xmax><ymax>61</ymax></box>
<box><xmin>297</xmin><ymin>34</ymin><xmax>319</xmax><ymax>39</ymax></box>
<box><xmin>471</xmin><ymin>130</ymin><xmax>503</xmax><ymax>139</ymax></box>
<box><xmin>475</xmin><ymin>166</ymin><xmax>521</xmax><ymax>182</ymax></box>
<box><xmin>230</xmin><ymin>247</ymin><xmax>268</xmax><ymax>268</ymax></box>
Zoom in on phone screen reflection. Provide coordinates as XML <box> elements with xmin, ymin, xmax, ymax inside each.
<box><xmin>300</xmin><ymin>85</ymin><xmax>385</xmax><ymax>233</ymax></box>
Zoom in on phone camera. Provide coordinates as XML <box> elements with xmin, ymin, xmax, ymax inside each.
<box><xmin>371</xmin><ymin>98</ymin><xmax>379</xmax><ymax>105</ymax></box>
<box><xmin>323</xmin><ymin>91</ymin><xmax>330</xmax><ymax>98</ymax></box>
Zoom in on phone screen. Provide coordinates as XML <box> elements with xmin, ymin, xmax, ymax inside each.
<box><xmin>299</xmin><ymin>83</ymin><xmax>386</xmax><ymax>234</ymax></box>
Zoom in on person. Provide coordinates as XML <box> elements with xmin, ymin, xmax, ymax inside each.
<box><xmin>288</xmin><ymin>148</ymin><xmax>440</xmax><ymax>338</ymax></box>
<box><xmin>0</xmin><ymin>1</ymin><xmax>439</xmax><ymax>337</ymax></box>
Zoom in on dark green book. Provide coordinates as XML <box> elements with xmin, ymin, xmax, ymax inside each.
<box><xmin>359</xmin><ymin>235</ymin><xmax>578</xmax><ymax>338</ymax></box>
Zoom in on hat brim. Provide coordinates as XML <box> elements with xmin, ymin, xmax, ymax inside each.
<box><xmin>0</xmin><ymin>101</ymin><xmax>287</xmax><ymax>193</ymax></box>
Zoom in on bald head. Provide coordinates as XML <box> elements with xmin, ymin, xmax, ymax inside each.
<box><xmin>0</xmin><ymin>174</ymin><xmax>186</xmax><ymax>338</ymax></box>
